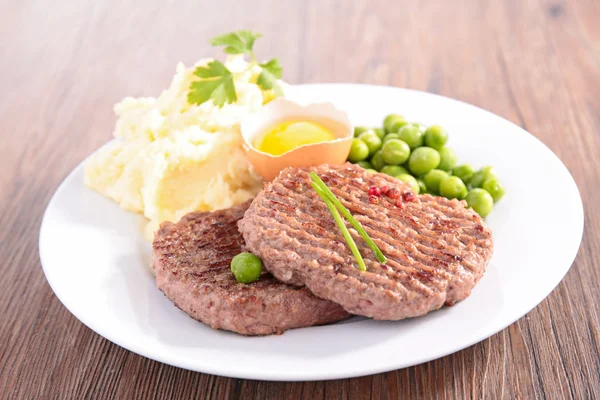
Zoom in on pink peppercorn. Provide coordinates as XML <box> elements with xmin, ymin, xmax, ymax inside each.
<box><xmin>368</xmin><ymin>186</ymin><xmax>381</xmax><ymax>197</ymax></box>
<box><xmin>387</xmin><ymin>188</ymin><xmax>401</xmax><ymax>199</ymax></box>
<box><xmin>402</xmin><ymin>191</ymin><xmax>416</xmax><ymax>202</ymax></box>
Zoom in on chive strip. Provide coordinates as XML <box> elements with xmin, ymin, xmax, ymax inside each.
<box><xmin>311</xmin><ymin>182</ymin><xmax>367</xmax><ymax>271</ymax></box>
<box><xmin>310</xmin><ymin>172</ymin><xmax>387</xmax><ymax>264</ymax></box>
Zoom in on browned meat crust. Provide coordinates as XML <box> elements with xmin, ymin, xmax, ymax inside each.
<box><xmin>239</xmin><ymin>164</ymin><xmax>493</xmax><ymax>320</ymax></box>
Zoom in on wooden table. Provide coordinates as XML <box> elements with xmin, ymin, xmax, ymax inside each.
<box><xmin>2</xmin><ymin>0</ymin><xmax>599</xmax><ymax>398</ymax></box>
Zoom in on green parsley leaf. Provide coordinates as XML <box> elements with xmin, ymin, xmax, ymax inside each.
<box><xmin>210</xmin><ymin>30</ymin><xmax>262</xmax><ymax>55</ymax></box>
<box><xmin>187</xmin><ymin>60</ymin><xmax>237</xmax><ymax>106</ymax></box>
<box><xmin>193</xmin><ymin>59</ymin><xmax>231</xmax><ymax>78</ymax></box>
<box><xmin>257</xmin><ymin>58</ymin><xmax>283</xmax><ymax>95</ymax></box>
<box><xmin>259</xmin><ymin>58</ymin><xmax>282</xmax><ymax>78</ymax></box>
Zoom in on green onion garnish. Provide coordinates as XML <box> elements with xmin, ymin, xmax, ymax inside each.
<box><xmin>310</xmin><ymin>172</ymin><xmax>387</xmax><ymax>269</ymax></box>
<box><xmin>311</xmin><ymin>182</ymin><xmax>367</xmax><ymax>271</ymax></box>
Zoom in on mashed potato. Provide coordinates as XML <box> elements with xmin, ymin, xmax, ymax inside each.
<box><xmin>85</xmin><ymin>56</ymin><xmax>278</xmax><ymax>237</ymax></box>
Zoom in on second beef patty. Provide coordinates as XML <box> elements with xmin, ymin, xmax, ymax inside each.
<box><xmin>153</xmin><ymin>202</ymin><xmax>349</xmax><ymax>335</ymax></box>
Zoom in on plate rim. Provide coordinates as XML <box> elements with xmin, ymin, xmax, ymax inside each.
<box><xmin>39</xmin><ymin>83</ymin><xmax>585</xmax><ymax>381</ymax></box>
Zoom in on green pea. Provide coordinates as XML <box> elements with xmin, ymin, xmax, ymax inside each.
<box><xmin>382</xmin><ymin>115</ymin><xmax>397</xmax><ymax>132</ymax></box>
<box><xmin>437</xmin><ymin>147</ymin><xmax>457</xmax><ymax>171</ymax></box>
<box><xmin>483</xmin><ymin>179</ymin><xmax>505</xmax><ymax>202</ymax></box>
<box><xmin>383</xmin><ymin>133</ymin><xmax>401</xmax><ymax>143</ymax></box>
<box><xmin>398</xmin><ymin>124</ymin><xmax>424</xmax><ymax>149</ymax></box>
<box><xmin>439</xmin><ymin>176</ymin><xmax>468</xmax><ymax>200</ymax></box>
<box><xmin>381</xmin><ymin>165</ymin><xmax>409</xmax><ymax>177</ymax></box>
<box><xmin>356</xmin><ymin>160</ymin><xmax>373</xmax><ymax>170</ymax></box>
<box><xmin>470</xmin><ymin>166</ymin><xmax>497</xmax><ymax>188</ymax></box>
<box><xmin>423</xmin><ymin>169</ymin><xmax>450</xmax><ymax>194</ymax></box>
<box><xmin>390</xmin><ymin>119</ymin><xmax>410</xmax><ymax>133</ymax></box>
<box><xmin>466</xmin><ymin>188</ymin><xmax>494</xmax><ymax>217</ymax></box>
<box><xmin>408</xmin><ymin>147</ymin><xmax>440</xmax><ymax>176</ymax></box>
<box><xmin>231</xmin><ymin>252</ymin><xmax>263</xmax><ymax>283</ymax></box>
<box><xmin>382</xmin><ymin>139</ymin><xmax>411</xmax><ymax>165</ymax></box>
<box><xmin>395</xmin><ymin>173</ymin><xmax>420</xmax><ymax>194</ymax></box>
<box><xmin>358</xmin><ymin>130</ymin><xmax>383</xmax><ymax>156</ymax></box>
<box><xmin>415</xmin><ymin>123</ymin><xmax>427</xmax><ymax>133</ymax></box>
<box><xmin>370</xmin><ymin>149</ymin><xmax>386</xmax><ymax>171</ymax></box>
<box><xmin>452</xmin><ymin>164</ymin><xmax>475</xmax><ymax>184</ymax></box>
<box><xmin>383</xmin><ymin>114</ymin><xmax>404</xmax><ymax>132</ymax></box>
<box><xmin>366</xmin><ymin>169</ymin><xmax>378</xmax><ymax>174</ymax></box>
<box><xmin>373</xmin><ymin>127</ymin><xmax>385</xmax><ymax>140</ymax></box>
<box><xmin>424</xmin><ymin>125</ymin><xmax>448</xmax><ymax>150</ymax></box>
<box><xmin>354</xmin><ymin>126</ymin><xmax>369</xmax><ymax>137</ymax></box>
<box><xmin>383</xmin><ymin>114</ymin><xmax>405</xmax><ymax>133</ymax></box>
<box><xmin>348</xmin><ymin>138</ymin><xmax>370</xmax><ymax>162</ymax></box>
<box><xmin>418</xmin><ymin>178</ymin><xmax>427</xmax><ymax>194</ymax></box>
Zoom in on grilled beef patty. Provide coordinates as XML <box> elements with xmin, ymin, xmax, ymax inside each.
<box><xmin>152</xmin><ymin>202</ymin><xmax>349</xmax><ymax>336</ymax></box>
<box><xmin>238</xmin><ymin>164</ymin><xmax>493</xmax><ymax>320</ymax></box>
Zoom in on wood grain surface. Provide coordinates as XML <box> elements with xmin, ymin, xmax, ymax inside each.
<box><xmin>1</xmin><ymin>0</ymin><xmax>599</xmax><ymax>398</ymax></box>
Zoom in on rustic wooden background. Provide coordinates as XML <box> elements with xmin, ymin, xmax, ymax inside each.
<box><xmin>1</xmin><ymin>0</ymin><xmax>599</xmax><ymax>398</ymax></box>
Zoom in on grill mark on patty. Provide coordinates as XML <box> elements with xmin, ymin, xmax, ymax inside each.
<box><xmin>238</xmin><ymin>164</ymin><xmax>493</xmax><ymax>320</ymax></box>
<box><xmin>268</xmin><ymin>176</ymin><xmax>481</xmax><ymax>290</ymax></box>
<box><xmin>257</xmin><ymin>204</ymin><xmax>443</xmax><ymax>296</ymax></box>
<box><xmin>322</xmin><ymin>183</ymin><xmax>490</xmax><ymax>251</ymax></box>
<box><xmin>358</xmin><ymin>215</ymin><xmax>480</xmax><ymax>277</ymax></box>
<box><xmin>355</xmin><ymin>216</ymin><xmax>468</xmax><ymax>277</ymax></box>
<box><xmin>278</xmin><ymin>171</ymin><xmax>490</xmax><ymax>253</ymax></box>
<box><xmin>250</xmin><ymin>202</ymin><xmax>426</xmax><ymax>293</ymax></box>
<box><xmin>253</xmin><ymin>222</ymin><xmax>425</xmax><ymax>296</ymax></box>
<box><xmin>316</xmin><ymin>182</ymin><xmax>488</xmax><ymax>275</ymax></box>
<box><xmin>316</xmin><ymin>170</ymin><xmax>486</xmax><ymax>236</ymax></box>
<box><xmin>257</xmin><ymin>187</ymin><xmax>440</xmax><ymax>294</ymax></box>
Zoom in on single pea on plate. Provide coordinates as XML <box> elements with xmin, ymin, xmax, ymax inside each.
<box><xmin>231</xmin><ymin>252</ymin><xmax>263</xmax><ymax>283</ymax></box>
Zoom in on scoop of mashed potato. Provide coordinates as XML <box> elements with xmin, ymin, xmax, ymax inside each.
<box><xmin>85</xmin><ymin>56</ymin><xmax>276</xmax><ymax>237</ymax></box>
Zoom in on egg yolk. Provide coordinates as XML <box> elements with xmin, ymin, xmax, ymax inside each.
<box><xmin>254</xmin><ymin>121</ymin><xmax>336</xmax><ymax>156</ymax></box>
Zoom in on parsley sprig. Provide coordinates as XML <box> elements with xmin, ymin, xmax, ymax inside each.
<box><xmin>188</xmin><ymin>30</ymin><xmax>283</xmax><ymax>107</ymax></box>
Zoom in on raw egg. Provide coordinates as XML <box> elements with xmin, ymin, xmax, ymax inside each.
<box><xmin>254</xmin><ymin>121</ymin><xmax>336</xmax><ymax>156</ymax></box>
<box><xmin>241</xmin><ymin>98</ymin><xmax>353</xmax><ymax>181</ymax></box>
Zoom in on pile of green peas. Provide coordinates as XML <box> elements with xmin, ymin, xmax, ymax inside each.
<box><xmin>347</xmin><ymin>114</ymin><xmax>505</xmax><ymax>218</ymax></box>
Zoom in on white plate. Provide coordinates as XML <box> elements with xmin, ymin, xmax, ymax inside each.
<box><xmin>39</xmin><ymin>84</ymin><xmax>584</xmax><ymax>381</ymax></box>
